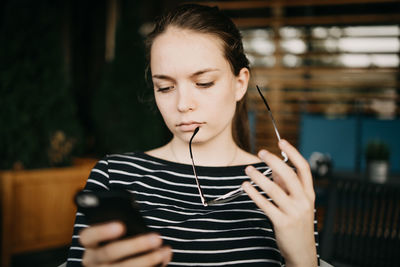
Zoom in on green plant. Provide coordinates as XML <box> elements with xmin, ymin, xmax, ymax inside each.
<box><xmin>365</xmin><ymin>140</ymin><xmax>390</xmax><ymax>162</ymax></box>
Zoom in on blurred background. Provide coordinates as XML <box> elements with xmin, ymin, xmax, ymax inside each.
<box><xmin>1</xmin><ymin>0</ymin><xmax>399</xmax><ymax>266</ymax></box>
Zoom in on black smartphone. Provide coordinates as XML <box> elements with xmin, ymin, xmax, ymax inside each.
<box><xmin>75</xmin><ymin>190</ymin><xmax>150</xmax><ymax>238</ymax></box>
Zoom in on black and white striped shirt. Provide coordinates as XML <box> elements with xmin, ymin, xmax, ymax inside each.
<box><xmin>66</xmin><ymin>152</ymin><xmax>320</xmax><ymax>266</ymax></box>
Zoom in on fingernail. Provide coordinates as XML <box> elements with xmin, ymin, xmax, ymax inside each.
<box><xmin>242</xmin><ymin>181</ymin><xmax>250</xmax><ymax>189</ymax></box>
<box><xmin>162</xmin><ymin>246</ymin><xmax>172</xmax><ymax>264</ymax></box>
<box><xmin>258</xmin><ymin>150</ymin><xmax>268</xmax><ymax>158</ymax></box>
<box><xmin>279</xmin><ymin>139</ymin><xmax>288</xmax><ymax>146</ymax></box>
<box><xmin>163</xmin><ymin>246</ymin><xmax>172</xmax><ymax>255</ymax></box>
<box><xmin>109</xmin><ymin>222</ymin><xmax>123</xmax><ymax>233</ymax></box>
<box><xmin>245</xmin><ymin>165</ymin><xmax>254</xmax><ymax>173</ymax></box>
<box><xmin>149</xmin><ymin>234</ymin><xmax>162</xmax><ymax>246</ymax></box>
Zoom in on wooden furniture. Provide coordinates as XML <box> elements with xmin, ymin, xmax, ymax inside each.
<box><xmin>0</xmin><ymin>163</ymin><xmax>94</xmax><ymax>267</ymax></box>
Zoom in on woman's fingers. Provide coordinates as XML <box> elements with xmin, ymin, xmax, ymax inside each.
<box><xmin>80</xmin><ymin>222</ymin><xmax>172</xmax><ymax>266</ymax></box>
<box><xmin>244</xmin><ymin>140</ymin><xmax>317</xmax><ymax>266</ymax></box>
<box><xmin>241</xmin><ymin>180</ymin><xmax>282</xmax><ymax>222</ymax></box>
<box><xmin>257</xmin><ymin>149</ymin><xmax>302</xmax><ymax>198</ymax></box>
<box><xmin>90</xmin><ymin>233</ymin><xmax>164</xmax><ymax>264</ymax></box>
<box><xmin>244</xmin><ymin>139</ymin><xmax>316</xmax><ymax>216</ymax></box>
<box><xmin>80</xmin><ymin>221</ymin><xmax>125</xmax><ymax>248</ymax></box>
<box><xmin>120</xmin><ymin>246</ymin><xmax>173</xmax><ymax>267</ymax></box>
<box><xmin>278</xmin><ymin>139</ymin><xmax>315</xmax><ymax>201</ymax></box>
<box><xmin>245</xmin><ymin>166</ymin><xmax>291</xmax><ymax>211</ymax></box>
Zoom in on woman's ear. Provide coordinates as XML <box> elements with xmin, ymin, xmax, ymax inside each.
<box><xmin>234</xmin><ymin>67</ymin><xmax>250</xmax><ymax>101</ymax></box>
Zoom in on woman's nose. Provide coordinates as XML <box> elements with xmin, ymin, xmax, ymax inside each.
<box><xmin>177</xmin><ymin>87</ymin><xmax>196</xmax><ymax>112</ymax></box>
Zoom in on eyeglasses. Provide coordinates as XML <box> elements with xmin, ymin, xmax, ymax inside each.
<box><xmin>189</xmin><ymin>85</ymin><xmax>288</xmax><ymax>206</ymax></box>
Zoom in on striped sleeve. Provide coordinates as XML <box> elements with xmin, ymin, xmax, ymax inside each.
<box><xmin>66</xmin><ymin>157</ymin><xmax>111</xmax><ymax>267</ymax></box>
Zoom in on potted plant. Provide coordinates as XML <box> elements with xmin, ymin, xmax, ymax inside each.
<box><xmin>365</xmin><ymin>140</ymin><xmax>390</xmax><ymax>183</ymax></box>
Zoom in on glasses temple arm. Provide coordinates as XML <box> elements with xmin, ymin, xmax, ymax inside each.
<box><xmin>189</xmin><ymin>127</ymin><xmax>208</xmax><ymax>206</ymax></box>
<box><xmin>256</xmin><ymin>86</ymin><xmax>288</xmax><ymax>162</ymax></box>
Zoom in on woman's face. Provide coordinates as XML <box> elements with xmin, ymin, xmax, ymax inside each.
<box><xmin>150</xmin><ymin>27</ymin><xmax>248</xmax><ymax>144</ymax></box>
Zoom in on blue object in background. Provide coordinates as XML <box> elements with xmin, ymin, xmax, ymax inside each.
<box><xmin>299</xmin><ymin>114</ymin><xmax>358</xmax><ymax>171</ymax></box>
<box><xmin>299</xmin><ymin>114</ymin><xmax>400</xmax><ymax>173</ymax></box>
<box><xmin>360</xmin><ymin>118</ymin><xmax>400</xmax><ymax>173</ymax></box>
<box><xmin>248</xmin><ymin>110</ymin><xmax>256</xmax><ymax>154</ymax></box>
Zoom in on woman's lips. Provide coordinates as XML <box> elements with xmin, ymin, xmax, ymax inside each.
<box><xmin>176</xmin><ymin>122</ymin><xmax>204</xmax><ymax>132</ymax></box>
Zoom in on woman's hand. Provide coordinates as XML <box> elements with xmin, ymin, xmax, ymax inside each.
<box><xmin>243</xmin><ymin>139</ymin><xmax>317</xmax><ymax>267</ymax></box>
<box><xmin>79</xmin><ymin>221</ymin><xmax>173</xmax><ymax>267</ymax></box>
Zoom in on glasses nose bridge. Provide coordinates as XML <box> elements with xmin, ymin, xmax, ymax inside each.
<box><xmin>177</xmin><ymin>84</ymin><xmax>196</xmax><ymax>112</ymax></box>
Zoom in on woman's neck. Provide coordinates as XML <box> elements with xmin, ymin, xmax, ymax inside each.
<box><xmin>146</xmin><ymin>124</ymin><xmax>261</xmax><ymax>166</ymax></box>
<box><xmin>169</xmin><ymin>130</ymin><xmax>239</xmax><ymax>166</ymax></box>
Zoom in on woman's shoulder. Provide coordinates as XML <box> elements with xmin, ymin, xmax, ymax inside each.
<box><xmin>111</xmin><ymin>151</ymin><xmax>167</xmax><ymax>162</ymax></box>
<box><xmin>99</xmin><ymin>151</ymin><xmax>145</xmax><ymax>162</ymax></box>
<box><xmin>145</xmin><ymin>144</ymin><xmax>171</xmax><ymax>161</ymax></box>
<box><xmin>234</xmin><ymin>148</ymin><xmax>262</xmax><ymax>166</ymax></box>
<box><xmin>95</xmin><ymin>151</ymin><xmax>168</xmax><ymax>169</ymax></box>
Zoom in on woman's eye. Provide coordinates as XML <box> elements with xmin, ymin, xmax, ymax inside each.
<box><xmin>196</xmin><ymin>82</ymin><xmax>214</xmax><ymax>88</ymax></box>
<box><xmin>157</xmin><ymin>86</ymin><xmax>174</xmax><ymax>92</ymax></box>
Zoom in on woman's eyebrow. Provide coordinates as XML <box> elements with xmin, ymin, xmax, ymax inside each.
<box><xmin>152</xmin><ymin>68</ymin><xmax>220</xmax><ymax>81</ymax></box>
<box><xmin>152</xmin><ymin>74</ymin><xmax>175</xmax><ymax>81</ymax></box>
<box><xmin>190</xmin><ymin>68</ymin><xmax>220</xmax><ymax>78</ymax></box>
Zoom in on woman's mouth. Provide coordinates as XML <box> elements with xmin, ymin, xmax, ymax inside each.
<box><xmin>176</xmin><ymin>121</ymin><xmax>205</xmax><ymax>132</ymax></box>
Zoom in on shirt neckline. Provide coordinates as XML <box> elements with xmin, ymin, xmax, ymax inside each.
<box><xmin>132</xmin><ymin>151</ymin><xmax>266</xmax><ymax>174</ymax></box>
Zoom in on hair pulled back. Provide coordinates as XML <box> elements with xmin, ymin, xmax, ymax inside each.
<box><xmin>145</xmin><ymin>4</ymin><xmax>251</xmax><ymax>151</ymax></box>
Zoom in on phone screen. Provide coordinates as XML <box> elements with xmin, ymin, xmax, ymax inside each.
<box><xmin>75</xmin><ymin>190</ymin><xmax>150</xmax><ymax>238</ymax></box>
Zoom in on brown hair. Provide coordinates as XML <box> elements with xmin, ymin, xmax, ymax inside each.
<box><xmin>145</xmin><ymin>4</ymin><xmax>251</xmax><ymax>151</ymax></box>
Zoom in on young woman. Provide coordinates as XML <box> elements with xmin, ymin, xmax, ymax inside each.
<box><xmin>67</xmin><ymin>4</ymin><xmax>319</xmax><ymax>267</ymax></box>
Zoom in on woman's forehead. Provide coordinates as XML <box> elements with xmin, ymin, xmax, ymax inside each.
<box><xmin>150</xmin><ymin>27</ymin><xmax>230</xmax><ymax>76</ymax></box>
